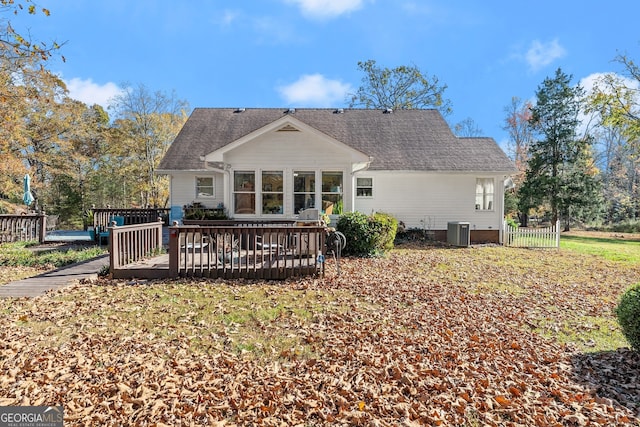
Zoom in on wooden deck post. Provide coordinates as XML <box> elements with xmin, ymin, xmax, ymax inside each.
<box><xmin>108</xmin><ymin>221</ymin><xmax>118</xmax><ymax>277</ymax></box>
<box><xmin>38</xmin><ymin>214</ymin><xmax>46</xmax><ymax>243</ymax></box>
<box><xmin>168</xmin><ymin>221</ymin><xmax>179</xmax><ymax>278</ymax></box>
<box><xmin>157</xmin><ymin>217</ymin><xmax>164</xmax><ymax>248</ymax></box>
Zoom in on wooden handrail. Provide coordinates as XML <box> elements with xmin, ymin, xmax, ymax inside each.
<box><xmin>109</xmin><ymin>219</ymin><xmax>164</xmax><ymax>274</ymax></box>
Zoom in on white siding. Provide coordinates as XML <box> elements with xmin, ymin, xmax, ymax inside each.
<box><xmin>353</xmin><ymin>171</ymin><xmax>506</xmax><ymax>231</ymax></box>
<box><xmin>169</xmin><ymin>171</ymin><xmax>225</xmax><ymax>209</ymax></box>
<box><xmin>225</xmin><ymin>131</ymin><xmax>355</xmax><ymax>217</ymax></box>
<box><xmin>225</xmin><ymin>130</ymin><xmax>354</xmax><ymax>168</ymax></box>
<box><xmin>165</xmin><ymin>129</ymin><xmax>507</xmax><ymax>233</ymax></box>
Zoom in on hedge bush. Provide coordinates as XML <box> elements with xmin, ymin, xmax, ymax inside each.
<box><xmin>615</xmin><ymin>283</ymin><xmax>640</xmax><ymax>351</ymax></box>
<box><xmin>336</xmin><ymin>211</ymin><xmax>398</xmax><ymax>257</ymax></box>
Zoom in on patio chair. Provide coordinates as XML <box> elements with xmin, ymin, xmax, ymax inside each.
<box><xmin>181</xmin><ymin>227</ymin><xmax>208</xmax><ymax>251</ymax></box>
<box><xmin>98</xmin><ymin>215</ymin><xmax>125</xmax><ymax>245</ymax></box>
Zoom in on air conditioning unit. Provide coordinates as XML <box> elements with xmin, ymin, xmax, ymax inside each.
<box><xmin>447</xmin><ymin>221</ymin><xmax>470</xmax><ymax>247</ymax></box>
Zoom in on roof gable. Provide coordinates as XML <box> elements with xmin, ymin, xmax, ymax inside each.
<box><xmin>203</xmin><ymin>114</ymin><xmax>369</xmax><ymax>164</ymax></box>
<box><xmin>158</xmin><ymin>108</ymin><xmax>517</xmax><ymax>173</ymax></box>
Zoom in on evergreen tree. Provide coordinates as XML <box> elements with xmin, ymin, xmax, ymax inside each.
<box><xmin>518</xmin><ymin>68</ymin><xmax>602</xmax><ymax>230</ymax></box>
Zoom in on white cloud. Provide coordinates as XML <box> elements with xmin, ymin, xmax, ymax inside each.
<box><xmin>220</xmin><ymin>9</ymin><xmax>240</xmax><ymax>26</ymax></box>
<box><xmin>580</xmin><ymin>72</ymin><xmax>639</xmax><ymax>94</ymax></box>
<box><xmin>525</xmin><ymin>39</ymin><xmax>566</xmax><ymax>72</ymax></box>
<box><xmin>65</xmin><ymin>77</ymin><xmax>123</xmax><ymax>108</ymax></box>
<box><xmin>278</xmin><ymin>74</ymin><xmax>352</xmax><ymax>106</ymax></box>
<box><xmin>284</xmin><ymin>0</ymin><xmax>365</xmax><ymax>19</ymax></box>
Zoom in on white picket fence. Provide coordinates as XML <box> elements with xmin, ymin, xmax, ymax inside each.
<box><xmin>503</xmin><ymin>220</ymin><xmax>560</xmax><ymax>248</ymax></box>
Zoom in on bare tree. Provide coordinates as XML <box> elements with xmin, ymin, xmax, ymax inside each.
<box><xmin>348</xmin><ymin>59</ymin><xmax>452</xmax><ymax>115</ymax></box>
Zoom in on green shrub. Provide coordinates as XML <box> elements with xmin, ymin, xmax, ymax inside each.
<box><xmin>609</xmin><ymin>220</ymin><xmax>640</xmax><ymax>234</ymax></box>
<box><xmin>336</xmin><ymin>211</ymin><xmax>398</xmax><ymax>257</ymax></box>
<box><xmin>615</xmin><ymin>283</ymin><xmax>640</xmax><ymax>351</ymax></box>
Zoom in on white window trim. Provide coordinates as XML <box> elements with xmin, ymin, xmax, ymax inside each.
<box><xmin>356</xmin><ymin>177</ymin><xmax>374</xmax><ymax>198</ymax></box>
<box><xmin>261</xmin><ymin>170</ymin><xmax>284</xmax><ymax>215</ymax></box>
<box><xmin>195</xmin><ymin>176</ymin><xmax>215</xmax><ymax>199</ymax></box>
<box><xmin>475</xmin><ymin>177</ymin><xmax>495</xmax><ymax>211</ymax></box>
<box><xmin>233</xmin><ymin>171</ymin><xmax>256</xmax><ymax>215</ymax></box>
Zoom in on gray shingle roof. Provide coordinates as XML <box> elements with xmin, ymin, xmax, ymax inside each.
<box><xmin>158</xmin><ymin>108</ymin><xmax>517</xmax><ymax>173</ymax></box>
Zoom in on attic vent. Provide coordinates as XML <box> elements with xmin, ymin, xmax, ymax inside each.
<box><xmin>383</xmin><ymin>108</ymin><xmax>393</xmax><ymax>114</ymax></box>
<box><xmin>234</xmin><ymin>108</ymin><xmax>246</xmax><ymax>113</ymax></box>
<box><xmin>334</xmin><ymin>108</ymin><xmax>344</xmax><ymax>114</ymax></box>
<box><xmin>278</xmin><ymin>124</ymin><xmax>300</xmax><ymax>132</ymax></box>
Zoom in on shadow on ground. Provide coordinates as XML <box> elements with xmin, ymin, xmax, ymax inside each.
<box><xmin>571</xmin><ymin>348</ymin><xmax>640</xmax><ymax>419</ymax></box>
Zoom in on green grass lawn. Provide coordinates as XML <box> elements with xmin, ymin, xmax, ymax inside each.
<box><xmin>0</xmin><ymin>241</ymin><xmax>107</xmax><ymax>285</ymax></box>
<box><xmin>1</xmin><ymin>235</ymin><xmax>639</xmax><ymax>425</ymax></box>
<box><xmin>560</xmin><ymin>234</ymin><xmax>640</xmax><ymax>264</ymax></box>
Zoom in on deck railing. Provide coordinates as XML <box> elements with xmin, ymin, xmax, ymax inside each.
<box><xmin>504</xmin><ymin>220</ymin><xmax>560</xmax><ymax>248</ymax></box>
<box><xmin>109</xmin><ymin>219</ymin><xmax>164</xmax><ymax>277</ymax></box>
<box><xmin>0</xmin><ymin>214</ymin><xmax>47</xmax><ymax>243</ymax></box>
<box><xmin>182</xmin><ymin>219</ymin><xmax>298</xmax><ymax>227</ymax></box>
<box><xmin>92</xmin><ymin>208</ymin><xmax>170</xmax><ymax>231</ymax></box>
<box><xmin>168</xmin><ymin>224</ymin><xmax>326</xmax><ymax>279</ymax></box>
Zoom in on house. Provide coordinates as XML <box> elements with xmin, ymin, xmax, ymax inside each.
<box><xmin>157</xmin><ymin>108</ymin><xmax>517</xmax><ymax>244</ymax></box>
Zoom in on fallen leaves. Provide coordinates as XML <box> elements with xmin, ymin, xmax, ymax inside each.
<box><xmin>0</xmin><ymin>243</ymin><xmax>639</xmax><ymax>425</ymax></box>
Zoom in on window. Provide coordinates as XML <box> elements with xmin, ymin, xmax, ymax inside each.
<box><xmin>293</xmin><ymin>171</ymin><xmax>315</xmax><ymax>214</ymax></box>
<box><xmin>195</xmin><ymin>176</ymin><xmax>214</xmax><ymax>198</ymax></box>
<box><xmin>234</xmin><ymin>171</ymin><xmax>255</xmax><ymax>214</ymax></box>
<box><xmin>262</xmin><ymin>171</ymin><xmax>283</xmax><ymax>214</ymax></box>
<box><xmin>475</xmin><ymin>178</ymin><xmax>494</xmax><ymax>210</ymax></box>
<box><xmin>322</xmin><ymin>171</ymin><xmax>343</xmax><ymax>214</ymax></box>
<box><xmin>356</xmin><ymin>177</ymin><xmax>373</xmax><ymax>197</ymax></box>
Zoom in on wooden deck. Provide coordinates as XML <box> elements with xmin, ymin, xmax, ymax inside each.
<box><xmin>115</xmin><ymin>253</ymin><xmax>170</xmax><ymax>279</ymax></box>
<box><xmin>109</xmin><ymin>223</ymin><xmax>326</xmax><ymax>280</ymax></box>
<box><xmin>116</xmin><ymin>250</ymin><xmax>324</xmax><ymax>280</ymax></box>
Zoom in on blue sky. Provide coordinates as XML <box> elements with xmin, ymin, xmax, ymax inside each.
<box><xmin>9</xmin><ymin>0</ymin><xmax>640</xmax><ymax>146</ymax></box>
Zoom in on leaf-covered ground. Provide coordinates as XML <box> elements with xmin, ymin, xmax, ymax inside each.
<box><xmin>1</xmin><ymin>243</ymin><xmax>639</xmax><ymax>426</ymax></box>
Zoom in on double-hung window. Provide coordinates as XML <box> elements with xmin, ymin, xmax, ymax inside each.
<box><xmin>234</xmin><ymin>171</ymin><xmax>255</xmax><ymax>214</ymax></box>
<box><xmin>475</xmin><ymin>178</ymin><xmax>494</xmax><ymax>210</ymax></box>
<box><xmin>293</xmin><ymin>171</ymin><xmax>315</xmax><ymax>214</ymax></box>
<box><xmin>322</xmin><ymin>171</ymin><xmax>343</xmax><ymax>214</ymax></box>
<box><xmin>195</xmin><ymin>176</ymin><xmax>214</xmax><ymax>198</ymax></box>
<box><xmin>356</xmin><ymin>177</ymin><xmax>373</xmax><ymax>197</ymax></box>
<box><xmin>262</xmin><ymin>171</ymin><xmax>284</xmax><ymax>214</ymax></box>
